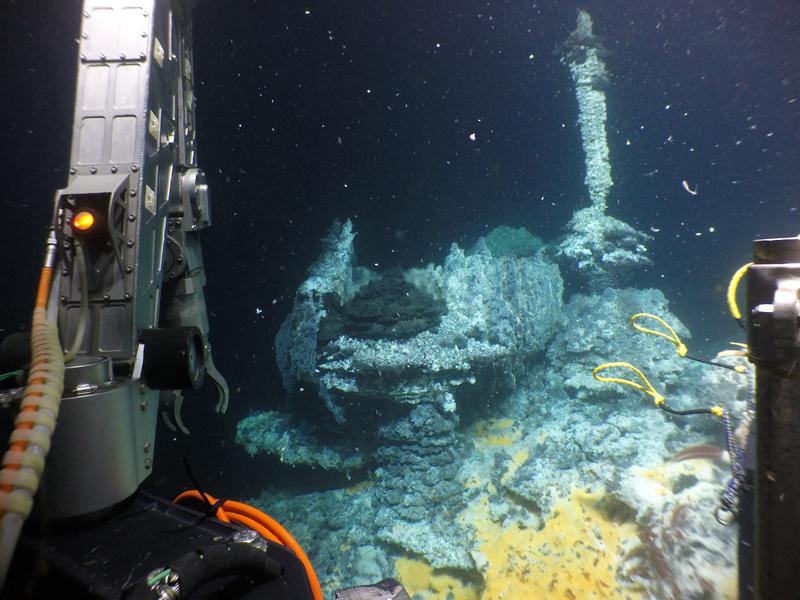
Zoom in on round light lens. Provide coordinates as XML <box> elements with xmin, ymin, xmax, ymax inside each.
<box><xmin>72</xmin><ymin>211</ymin><xmax>95</xmax><ymax>231</ymax></box>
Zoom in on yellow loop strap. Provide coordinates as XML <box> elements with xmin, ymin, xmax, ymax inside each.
<box><xmin>727</xmin><ymin>263</ymin><xmax>752</xmax><ymax>320</ymax></box>
<box><xmin>629</xmin><ymin>313</ymin><xmax>688</xmax><ymax>357</ymax></box>
<box><xmin>716</xmin><ymin>350</ymin><xmax>746</xmax><ymax>358</ymax></box>
<box><xmin>592</xmin><ymin>362</ymin><xmax>665</xmax><ymax>407</ymax></box>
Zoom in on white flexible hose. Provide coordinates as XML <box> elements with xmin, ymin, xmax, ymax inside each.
<box><xmin>0</xmin><ymin>306</ymin><xmax>65</xmax><ymax>589</ymax></box>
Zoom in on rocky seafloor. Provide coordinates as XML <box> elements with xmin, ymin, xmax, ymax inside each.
<box><xmin>237</xmin><ymin>222</ymin><xmax>746</xmax><ymax>600</ymax></box>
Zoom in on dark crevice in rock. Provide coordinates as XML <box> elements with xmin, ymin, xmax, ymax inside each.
<box><xmin>319</xmin><ymin>268</ymin><xmax>446</xmax><ymax>343</ymax></box>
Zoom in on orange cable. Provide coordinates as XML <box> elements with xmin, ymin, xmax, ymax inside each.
<box><xmin>217</xmin><ymin>499</ymin><xmax>322</xmax><ymax>598</ymax></box>
<box><xmin>226</xmin><ymin>512</ymin><xmax>282</xmax><ymax>545</ymax></box>
<box><xmin>173</xmin><ymin>490</ymin><xmax>323</xmax><ymax>600</ymax></box>
<box><xmin>173</xmin><ymin>489</ymin><xmax>230</xmax><ymax>523</ymax></box>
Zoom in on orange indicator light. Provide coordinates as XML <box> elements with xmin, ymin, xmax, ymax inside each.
<box><xmin>72</xmin><ymin>211</ymin><xmax>95</xmax><ymax>231</ymax></box>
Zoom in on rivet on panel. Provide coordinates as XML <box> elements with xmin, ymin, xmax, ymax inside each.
<box><xmin>90</xmin><ymin>167</ymin><xmax>97</xmax><ymax>174</ymax></box>
<box><xmin>110</xmin><ymin>166</ymin><xmax>118</xmax><ymax>173</ymax></box>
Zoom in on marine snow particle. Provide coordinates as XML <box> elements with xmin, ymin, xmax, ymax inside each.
<box><xmin>681</xmin><ymin>180</ymin><xmax>698</xmax><ymax>195</ymax></box>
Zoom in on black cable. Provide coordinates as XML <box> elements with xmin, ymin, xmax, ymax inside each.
<box><xmin>180</xmin><ymin>454</ymin><xmax>212</xmax><ymax>509</ymax></box>
<box><xmin>686</xmin><ymin>354</ymin><xmax>742</xmax><ymax>372</ymax></box>
<box><xmin>659</xmin><ymin>404</ymin><xmax>714</xmax><ymax>417</ymax></box>
<box><xmin>178</xmin><ymin>454</ymin><xmax>228</xmax><ymax>529</ymax></box>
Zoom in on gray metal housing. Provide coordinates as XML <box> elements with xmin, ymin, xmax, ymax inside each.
<box><xmin>42</xmin><ymin>0</ymin><xmax>222</xmax><ymax>519</ymax></box>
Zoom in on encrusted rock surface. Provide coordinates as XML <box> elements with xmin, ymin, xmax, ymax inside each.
<box><xmin>239</xmin><ymin>223</ymin><xmax>746</xmax><ymax>599</ymax></box>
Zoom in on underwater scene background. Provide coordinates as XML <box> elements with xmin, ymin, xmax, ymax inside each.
<box><xmin>2</xmin><ymin>0</ymin><xmax>800</xmax><ymax>598</ymax></box>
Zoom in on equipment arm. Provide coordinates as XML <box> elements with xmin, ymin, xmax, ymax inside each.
<box><xmin>1</xmin><ymin>0</ymin><xmax>228</xmax><ymax>527</ymax></box>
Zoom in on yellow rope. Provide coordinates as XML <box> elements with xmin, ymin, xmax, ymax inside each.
<box><xmin>629</xmin><ymin>313</ymin><xmax>688</xmax><ymax>357</ymax></box>
<box><xmin>592</xmin><ymin>362</ymin><xmax>665</xmax><ymax>407</ymax></box>
<box><xmin>727</xmin><ymin>263</ymin><xmax>752</xmax><ymax>320</ymax></box>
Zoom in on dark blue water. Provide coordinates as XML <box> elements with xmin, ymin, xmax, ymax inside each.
<box><xmin>1</xmin><ymin>0</ymin><xmax>798</xmax><ymax>497</ymax></box>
